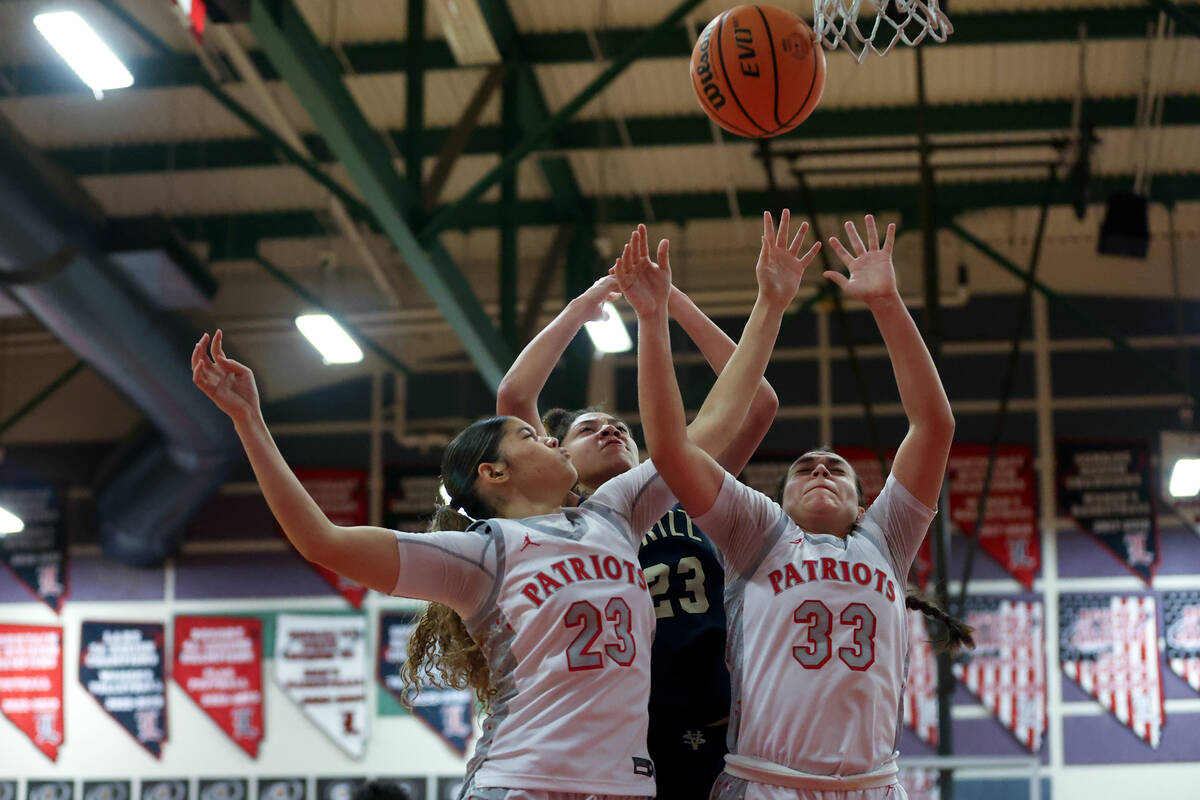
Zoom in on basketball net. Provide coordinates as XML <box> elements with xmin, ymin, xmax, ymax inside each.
<box><xmin>812</xmin><ymin>0</ymin><xmax>953</xmax><ymax>63</ymax></box>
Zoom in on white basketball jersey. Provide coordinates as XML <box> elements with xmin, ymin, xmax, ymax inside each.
<box><xmin>390</xmin><ymin>460</ymin><xmax>673</xmax><ymax>795</ymax></box>
<box><xmin>694</xmin><ymin>471</ymin><xmax>934</xmax><ymax>777</ymax></box>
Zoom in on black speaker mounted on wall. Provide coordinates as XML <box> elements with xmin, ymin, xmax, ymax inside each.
<box><xmin>1098</xmin><ymin>191</ymin><xmax>1150</xmax><ymax>258</ymax></box>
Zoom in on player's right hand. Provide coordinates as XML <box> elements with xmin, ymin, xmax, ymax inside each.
<box><xmin>615</xmin><ymin>223</ymin><xmax>671</xmax><ymax>318</ymax></box>
<box><xmin>192</xmin><ymin>330</ymin><xmax>262</xmax><ymax>424</ymax></box>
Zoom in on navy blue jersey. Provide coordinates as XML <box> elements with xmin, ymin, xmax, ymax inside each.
<box><xmin>639</xmin><ymin>505</ymin><xmax>730</xmax><ymax>725</ymax></box>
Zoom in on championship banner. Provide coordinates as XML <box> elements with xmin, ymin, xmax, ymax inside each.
<box><xmin>26</xmin><ymin>783</ymin><xmax>71</xmax><ymax>800</ymax></box>
<box><xmin>1059</xmin><ymin>594</ymin><xmax>1164</xmax><ymax>747</ymax></box>
<box><xmin>314</xmin><ymin>780</ymin><xmax>364</xmax><ymax>800</ymax></box>
<box><xmin>946</xmin><ymin>445</ymin><xmax>1040</xmax><ymax>589</ymax></box>
<box><xmin>275</xmin><ymin>613</ymin><xmax>369</xmax><ymax>758</ymax></box>
<box><xmin>952</xmin><ymin>597</ymin><xmax>1046</xmax><ymax>752</ymax></box>
<box><xmin>173</xmin><ymin>615</ymin><xmax>264</xmax><ymax>757</ymax></box>
<box><xmin>1057</xmin><ymin>440</ymin><xmax>1160</xmax><ymax>585</ymax></box>
<box><xmin>0</xmin><ymin>481</ymin><xmax>67</xmax><ymax>612</ymax></box>
<box><xmin>1164</xmin><ymin>590</ymin><xmax>1200</xmax><ymax>694</ymax></box>
<box><xmin>0</xmin><ymin>623</ymin><xmax>63</xmax><ymax>761</ymax></box>
<box><xmin>140</xmin><ymin>781</ymin><xmax>189</xmax><ymax>800</ymax></box>
<box><xmin>379</xmin><ymin>611</ymin><xmax>475</xmax><ymax>756</ymax></box>
<box><xmin>293</xmin><ymin>468</ymin><xmax>370</xmax><ymax>608</ymax></box>
<box><xmin>902</xmin><ymin>608</ymin><xmax>938</xmax><ymax>747</ymax></box>
<box><xmin>257</xmin><ymin>779</ymin><xmax>305</xmax><ymax>800</ymax></box>
<box><xmin>384</xmin><ymin>466</ymin><xmax>443</xmax><ymax>531</ymax></box>
<box><xmin>79</xmin><ymin>621</ymin><xmax>167</xmax><ymax>757</ymax></box>
<box><xmin>197</xmin><ymin>779</ymin><xmax>247</xmax><ymax>800</ymax></box>
<box><xmin>82</xmin><ymin>781</ymin><xmax>130</xmax><ymax>800</ymax></box>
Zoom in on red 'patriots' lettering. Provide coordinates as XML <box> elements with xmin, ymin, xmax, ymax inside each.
<box><xmin>767</xmin><ymin>559</ymin><xmax>895</xmax><ymax>602</ymax></box>
<box><xmin>521</xmin><ymin>557</ymin><xmax>647</xmax><ymax>607</ymax></box>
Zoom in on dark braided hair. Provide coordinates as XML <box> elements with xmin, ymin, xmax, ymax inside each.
<box><xmin>905</xmin><ymin>593</ymin><xmax>975</xmax><ymax>654</ymax></box>
<box><xmin>541</xmin><ymin>405</ymin><xmax>606</xmax><ymax>442</ymax></box>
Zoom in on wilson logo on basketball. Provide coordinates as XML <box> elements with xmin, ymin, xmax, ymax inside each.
<box><xmin>689</xmin><ymin>4</ymin><xmax>826</xmax><ymax>139</ymax></box>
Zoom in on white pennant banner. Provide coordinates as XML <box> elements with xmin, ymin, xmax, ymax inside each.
<box><xmin>274</xmin><ymin>614</ymin><xmax>369</xmax><ymax>758</ymax></box>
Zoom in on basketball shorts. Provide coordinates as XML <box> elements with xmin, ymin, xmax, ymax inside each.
<box><xmin>709</xmin><ymin>774</ymin><xmax>909</xmax><ymax>800</ymax></box>
<box><xmin>647</xmin><ymin>718</ymin><xmax>728</xmax><ymax>800</ymax></box>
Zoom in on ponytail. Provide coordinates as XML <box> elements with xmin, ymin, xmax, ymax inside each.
<box><xmin>906</xmin><ymin>593</ymin><xmax>975</xmax><ymax>654</ymax></box>
<box><xmin>399</xmin><ymin>504</ymin><xmax>498</xmax><ymax>711</ymax></box>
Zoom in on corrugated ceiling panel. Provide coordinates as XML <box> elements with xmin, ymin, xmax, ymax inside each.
<box><xmin>423</xmin><ymin>68</ymin><xmax>503</xmax><ymax>127</ymax></box>
<box><xmin>0</xmin><ymin>0</ymin><xmax>186</xmax><ymax>66</ymax></box>
<box><xmin>0</xmin><ymin>86</ymin><xmax>251</xmax><ymax>147</ymax></box>
<box><xmin>82</xmin><ymin>165</ymin><xmax>333</xmax><ymax>216</ymax></box>
<box><xmin>507</xmin><ymin>0</ymin><xmax>732</xmax><ymax>33</ymax></box>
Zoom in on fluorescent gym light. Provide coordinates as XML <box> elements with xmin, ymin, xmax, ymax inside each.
<box><xmin>430</xmin><ymin>0</ymin><xmax>501</xmax><ymax>65</ymax></box>
<box><xmin>34</xmin><ymin>12</ymin><xmax>134</xmax><ymax>99</ymax></box>
<box><xmin>584</xmin><ymin>302</ymin><xmax>632</xmax><ymax>354</ymax></box>
<box><xmin>295</xmin><ymin>314</ymin><xmax>364</xmax><ymax>364</ymax></box>
<box><xmin>1169</xmin><ymin>458</ymin><xmax>1200</xmax><ymax>498</ymax></box>
<box><xmin>0</xmin><ymin>505</ymin><xmax>23</xmax><ymax>536</ymax></box>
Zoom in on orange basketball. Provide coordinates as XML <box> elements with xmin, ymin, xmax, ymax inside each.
<box><xmin>690</xmin><ymin>4</ymin><xmax>826</xmax><ymax>138</ymax></box>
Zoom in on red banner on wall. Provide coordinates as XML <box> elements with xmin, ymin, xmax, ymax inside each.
<box><xmin>947</xmin><ymin>445</ymin><xmax>1040</xmax><ymax>589</ymax></box>
<box><xmin>173</xmin><ymin>616</ymin><xmax>264</xmax><ymax>758</ymax></box>
<box><xmin>902</xmin><ymin>608</ymin><xmax>938</xmax><ymax>747</ymax></box>
<box><xmin>0</xmin><ymin>624</ymin><xmax>63</xmax><ymax>761</ymax></box>
<box><xmin>292</xmin><ymin>469</ymin><xmax>369</xmax><ymax>608</ymax></box>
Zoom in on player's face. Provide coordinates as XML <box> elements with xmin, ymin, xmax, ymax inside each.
<box><xmin>496</xmin><ymin>417</ymin><xmax>578</xmax><ymax>493</ymax></box>
<box><xmin>780</xmin><ymin>451</ymin><xmax>863</xmax><ymax>535</ymax></box>
<box><xmin>559</xmin><ymin>412</ymin><xmax>640</xmax><ymax>490</ymax></box>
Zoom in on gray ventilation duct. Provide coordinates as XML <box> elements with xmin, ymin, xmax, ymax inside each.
<box><xmin>0</xmin><ymin>115</ymin><xmax>237</xmax><ymax>566</ymax></box>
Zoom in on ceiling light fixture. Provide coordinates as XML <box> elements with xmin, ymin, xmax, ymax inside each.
<box><xmin>0</xmin><ymin>505</ymin><xmax>24</xmax><ymax>536</ymax></box>
<box><xmin>584</xmin><ymin>303</ymin><xmax>632</xmax><ymax>354</ymax></box>
<box><xmin>295</xmin><ymin>314</ymin><xmax>364</xmax><ymax>364</ymax></box>
<box><xmin>34</xmin><ymin>12</ymin><xmax>134</xmax><ymax>100</ymax></box>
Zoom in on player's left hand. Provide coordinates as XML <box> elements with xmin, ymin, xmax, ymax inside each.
<box><xmin>615</xmin><ymin>223</ymin><xmax>671</xmax><ymax>318</ymax></box>
<box><xmin>825</xmin><ymin>215</ymin><xmax>899</xmax><ymax>306</ymax></box>
<box><xmin>755</xmin><ymin>209</ymin><xmax>821</xmax><ymax>306</ymax></box>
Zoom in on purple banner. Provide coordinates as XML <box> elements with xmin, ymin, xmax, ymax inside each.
<box><xmin>0</xmin><ymin>481</ymin><xmax>67</xmax><ymax>612</ymax></box>
<box><xmin>79</xmin><ymin>621</ymin><xmax>167</xmax><ymax>757</ymax></box>
<box><xmin>379</xmin><ymin>611</ymin><xmax>474</xmax><ymax>756</ymax></box>
<box><xmin>1057</xmin><ymin>440</ymin><xmax>1160</xmax><ymax>586</ymax></box>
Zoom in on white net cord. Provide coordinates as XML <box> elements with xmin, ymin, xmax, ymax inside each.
<box><xmin>813</xmin><ymin>0</ymin><xmax>954</xmax><ymax>63</ymax></box>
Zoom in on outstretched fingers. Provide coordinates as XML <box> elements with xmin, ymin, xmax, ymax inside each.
<box><xmin>883</xmin><ymin>221</ymin><xmax>896</xmax><ymax>254</ymax></box>
<box><xmin>865</xmin><ymin>214</ymin><xmax>880</xmax><ymax>251</ymax></box>
<box><xmin>788</xmin><ymin>221</ymin><xmax>810</xmax><ymax>256</ymax></box>
<box><xmin>656</xmin><ymin>237</ymin><xmax>670</xmax><ymax>275</ymax></box>
<box><xmin>798</xmin><ymin>239</ymin><xmax>822</xmax><ymax>268</ymax></box>
<box><xmin>844</xmin><ymin>220</ymin><xmax>867</xmax><ymax>255</ymax></box>
<box><xmin>826</xmin><ymin>234</ymin><xmax>855</xmax><ymax>269</ymax></box>
<box><xmin>776</xmin><ymin>208</ymin><xmax>791</xmax><ymax>248</ymax></box>
<box><xmin>763</xmin><ymin>210</ymin><xmax>776</xmax><ymax>245</ymax></box>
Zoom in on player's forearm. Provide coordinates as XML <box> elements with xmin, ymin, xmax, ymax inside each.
<box><xmin>233</xmin><ymin>413</ymin><xmax>340</xmax><ymax>562</ymax></box>
<box><xmin>637</xmin><ymin>308</ymin><xmax>691</xmax><ymax>464</ymax></box>
<box><xmin>495</xmin><ymin>296</ymin><xmax>596</xmax><ymax>430</ymax></box>
<box><xmin>869</xmin><ymin>293</ymin><xmax>954</xmax><ymax>436</ymax></box>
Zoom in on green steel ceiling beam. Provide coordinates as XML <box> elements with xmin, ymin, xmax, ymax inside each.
<box><xmin>417</xmin><ymin>0</ymin><xmax>704</xmax><ymax>240</ymax></box>
<box><xmin>477</xmin><ymin>0</ymin><xmax>586</xmax><ymax>218</ymax></box>
<box><xmin>8</xmin><ymin>5</ymin><xmax>1200</xmax><ymax>97</ymax></box>
<box><xmin>158</xmin><ymin>172</ymin><xmax>1200</xmax><ymax>261</ymax></box>
<box><xmin>47</xmin><ymin>95</ymin><xmax>1200</xmax><ymax>177</ymax></box>
<box><xmin>247</xmin><ymin>0</ymin><xmax>511</xmax><ymax>390</ymax></box>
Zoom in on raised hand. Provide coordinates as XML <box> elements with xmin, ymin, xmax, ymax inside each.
<box><xmin>755</xmin><ymin>209</ymin><xmax>821</xmax><ymax>306</ymax></box>
<box><xmin>191</xmin><ymin>330</ymin><xmax>261</xmax><ymax>424</ymax></box>
<box><xmin>576</xmin><ymin>274</ymin><xmax>622</xmax><ymax>322</ymax></box>
<box><xmin>824</xmin><ymin>215</ymin><xmax>899</xmax><ymax>306</ymax></box>
<box><xmin>614</xmin><ymin>223</ymin><xmax>671</xmax><ymax>318</ymax></box>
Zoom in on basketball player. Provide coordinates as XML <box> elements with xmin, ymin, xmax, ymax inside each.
<box><xmin>190</xmin><ymin>330</ymin><xmax>757</xmax><ymax>800</ymax></box>
<box><xmin>494</xmin><ymin>217</ymin><xmax>819</xmax><ymax>800</ymax></box>
<box><xmin>620</xmin><ymin>215</ymin><xmax>971</xmax><ymax>799</ymax></box>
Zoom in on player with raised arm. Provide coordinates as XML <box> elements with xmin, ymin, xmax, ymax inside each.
<box><xmin>621</xmin><ymin>215</ymin><xmax>971</xmax><ymax>799</ymax></box>
<box><xmin>492</xmin><ymin>217</ymin><xmax>819</xmax><ymax>800</ymax></box>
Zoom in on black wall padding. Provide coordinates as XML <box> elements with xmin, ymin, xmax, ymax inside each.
<box><xmin>0</xmin><ymin>116</ymin><xmax>237</xmax><ymax>566</ymax></box>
